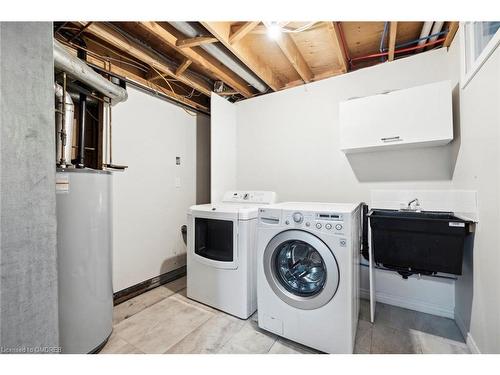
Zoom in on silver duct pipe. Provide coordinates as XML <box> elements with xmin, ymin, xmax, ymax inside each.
<box><xmin>169</xmin><ymin>22</ymin><xmax>268</xmax><ymax>93</ymax></box>
<box><xmin>53</xmin><ymin>40</ymin><xmax>128</xmax><ymax>105</ymax></box>
<box><xmin>55</xmin><ymin>82</ymin><xmax>75</xmax><ymax>167</ymax></box>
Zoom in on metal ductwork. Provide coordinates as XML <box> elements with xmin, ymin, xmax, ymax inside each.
<box><xmin>54</xmin><ymin>82</ymin><xmax>75</xmax><ymax>167</ymax></box>
<box><xmin>53</xmin><ymin>40</ymin><xmax>128</xmax><ymax>105</ymax></box>
<box><xmin>169</xmin><ymin>22</ymin><xmax>268</xmax><ymax>93</ymax></box>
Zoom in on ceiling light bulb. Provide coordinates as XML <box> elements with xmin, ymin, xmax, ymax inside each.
<box><xmin>267</xmin><ymin>22</ymin><xmax>282</xmax><ymax>40</ymax></box>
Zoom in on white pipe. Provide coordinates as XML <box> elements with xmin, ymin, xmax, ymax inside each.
<box><xmin>429</xmin><ymin>22</ymin><xmax>445</xmax><ymax>43</ymax></box>
<box><xmin>169</xmin><ymin>22</ymin><xmax>268</xmax><ymax>93</ymax></box>
<box><xmin>53</xmin><ymin>40</ymin><xmax>128</xmax><ymax>105</ymax></box>
<box><xmin>54</xmin><ymin>83</ymin><xmax>75</xmax><ymax>167</ymax></box>
<box><xmin>418</xmin><ymin>22</ymin><xmax>434</xmax><ymax>46</ymax></box>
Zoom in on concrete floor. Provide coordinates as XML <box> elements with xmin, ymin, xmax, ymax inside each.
<box><xmin>101</xmin><ymin>276</ymin><xmax>469</xmax><ymax>354</ymax></box>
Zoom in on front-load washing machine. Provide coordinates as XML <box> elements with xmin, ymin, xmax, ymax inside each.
<box><xmin>187</xmin><ymin>191</ymin><xmax>276</xmax><ymax>319</ymax></box>
<box><xmin>257</xmin><ymin>202</ymin><xmax>361</xmax><ymax>353</ymax></box>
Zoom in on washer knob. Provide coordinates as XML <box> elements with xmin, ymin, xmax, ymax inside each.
<box><xmin>292</xmin><ymin>212</ymin><xmax>303</xmax><ymax>223</ymax></box>
<box><xmin>335</xmin><ymin>224</ymin><xmax>343</xmax><ymax>231</ymax></box>
<box><xmin>285</xmin><ymin>220</ymin><xmax>290</xmax><ymax>225</ymax></box>
<box><xmin>325</xmin><ymin>223</ymin><xmax>332</xmax><ymax>230</ymax></box>
<box><xmin>305</xmin><ymin>222</ymin><xmax>310</xmax><ymax>227</ymax></box>
<box><xmin>316</xmin><ymin>223</ymin><xmax>322</xmax><ymax>229</ymax></box>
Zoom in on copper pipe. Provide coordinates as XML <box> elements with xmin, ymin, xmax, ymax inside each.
<box><xmin>336</xmin><ymin>22</ymin><xmax>351</xmax><ymax>71</ymax></box>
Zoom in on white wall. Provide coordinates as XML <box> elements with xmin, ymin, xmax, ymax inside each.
<box><xmin>235</xmin><ymin>48</ymin><xmax>459</xmax><ymax>318</ymax></box>
<box><xmin>111</xmin><ymin>87</ymin><xmax>197</xmax><ymax>292</ymax></box>
<box><xmin>449</xmin><ymin>36</ymin><xmax>500</xmax><ymax>353</ymax></box>
<box><xmin>211</xmin><ymin>93</ymin><xmax>237</xmax><ymax>202</ymax></box>
<box><xmin>196</xmin><ymin>114</ymin><xmax>211</xmax><ymax>204</ymax></box>
<box><xmin>233</xmin><ymin>40</ymin><xmax>500</xmax><ymax>353</ymax></box>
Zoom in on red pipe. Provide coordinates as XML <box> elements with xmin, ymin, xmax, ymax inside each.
<box><xmin>336</xmin><ymin>22</ymin><xmax>351</xmax><ymax>70</ymax></box>
<box><xmin>350</xmin><ymin>37</ymin><xmax>447</xmax><ymax>63</ymax></box>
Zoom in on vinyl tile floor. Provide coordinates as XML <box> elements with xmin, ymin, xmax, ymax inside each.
<box><xmin>100</xmin><ymin>276</ymin><xmax>470</xmax><ymax>354</ymax></box>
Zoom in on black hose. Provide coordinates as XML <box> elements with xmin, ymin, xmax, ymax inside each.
<box><xmin>76</xmin><ymin>44</ymin><xmax>87</xmax><ymax>168</ymax></box>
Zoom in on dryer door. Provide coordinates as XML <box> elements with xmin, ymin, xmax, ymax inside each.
<box><xmin>193</xmin><ymin>217</ymin><xmax>238</xmax><ymax>269</ymax></box>
<box><xmin>263</xmin><ymin>230</ymin><xmax>340</xmax><ymax>310</ymax></box>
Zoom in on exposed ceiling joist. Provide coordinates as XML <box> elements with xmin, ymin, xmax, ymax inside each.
<box><xmin>274</xmin><ymin>33</ymin><xmax>313</xmax><ymax>83</ymax></box>
<box><xmin>444</xmin><ymin>22</ymin><xmax>459</xmax><ymax>48</ymax></box>
<box><xmin>388</xmin><ymin>22</ymin><xmax>398</xmax><ymax>61</ymax></box>
<box><xmin>137</xmin><ymin>22</ymin><xmax>254</xmax><ymax>98</ymax></box>
<box><xmin>175</xmin><ymin>58</ymin><xmax>192</xmax><ymax>76</ymax></box>
<box><xmin>202</xmin><ymin>21</ymin><xmax>283</xmax><ymax>91</ymax></box>
<box><xmin>216</xmin><ymin>90</ymin><xmax>238</xmax><ymax>96</ymax></box>
<box><xmin>77</xmin><ymin>22</ymin><xmax>212</xmax><ymax>96</ymax></box>
<box><xmin>60</xmin><ymin>21</ymin><xmax>451</xmax><ymax>106</ymax></box>
<box><xmin>326</xmin><ymin>22</ymin><xmax>348</xmax><ymax>73</ymax></box>
<box><xmin>176</xmin><ymin>35</ymin><xmax>218</xmax><ymax>48</ymax></box>
<box><xmin>60</xmin><ymin>42</ymin><xmax>208</xmax><ymax>112</ymax></box>
<box><xmin>229</xmin><ymin>22</ymin><xmax>260</xmax><ymax>44</ymax></box>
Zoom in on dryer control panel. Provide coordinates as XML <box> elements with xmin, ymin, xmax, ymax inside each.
<box><xmin>222</xmin><ymin>191</ymin><xmax>277</xmax><ymax>204</ymax></box>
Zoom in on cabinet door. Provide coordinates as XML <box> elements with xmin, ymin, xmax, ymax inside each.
<box><xmin>340</xmin><ymin>81</ymin><xmax>453</xmax><ymax>153</ymax></box>
<box><xmin>340</xmin><ymin>93</ymin><xmax>397</xmax><ymax>150</ymax></box>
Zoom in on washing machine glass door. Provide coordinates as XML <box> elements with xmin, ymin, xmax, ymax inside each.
<box><xmin>263</xmin><ymin>230</ymin><xmax>339</xmax><ymax>310</ymax></box>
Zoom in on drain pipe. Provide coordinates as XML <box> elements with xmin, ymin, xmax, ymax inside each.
<box><xmin>416</xmin><ymin>22</ymin><xmax>434</xmax><ymax>52</ymax></box>
<box><xmin>169</xmin><ymin>22</ymin><xmax>268</xmax><ymax>93</ymax></box>
<box><xmin>428</xmin><ymin>22</ymin><xmax>445</xmax><ymax>43</ymax></box>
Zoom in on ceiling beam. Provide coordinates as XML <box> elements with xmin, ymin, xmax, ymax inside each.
<box><xmin>444</xmin><ymin>22</ymin><xmax>459</xmax><ymax>48</ymax></box>
<box><xmin>202</xmin><ymin>21</ymin><xmax>283</xmax><ymax>91</ymax></box>
<box><xmin>229</xmin><ymin>22</ymin><xmax>260</xmax><ymax>44</ymax></box>
<box><xmin>175</xmin><ymin>58</ymin><xmax>192</xmax><ymax>76</ymax></box>
<box><xmin>274</xmin><ymin>33</ymin><xmax>313</xmax><ymax>83</ymax></box>
<box><xmin>176</xmin><ymin>36</ymin><xmax>218</xmax><ymax>48</ymax></box>
<box><xmin>137</xmin><ymin>22</ymin><xmax>254</xmax><ymax>98</ymax></box>
<box><xmin>216</xmin><ymin>90</ymin><xmax>238</xmax><ymax>96</ymax></box>
<box><xmin>59</xmin><ymin>41</ymin><xmax>208</xmax><ymax>112</ymax></box>
<box><xmin>326</xmin><ymin>22</ymin><xmax>348</xmax><ymax>73</ymax></box>
<box><xmin>77</xmin><ymin>22</ymin><xmax>212</xmax><ymax>97</ymax></box>
<box><xmin>388</xmin><ymin>22</ymin><xmax>398</xmax><ymax>61</ymax></box>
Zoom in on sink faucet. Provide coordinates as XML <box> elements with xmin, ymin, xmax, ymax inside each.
<box><xmin>406</xmin><ymin>198</ymin><xmax>421</xmax><ymax>212</ymax></box>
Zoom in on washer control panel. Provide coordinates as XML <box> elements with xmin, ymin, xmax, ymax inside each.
<box><xmin>283</xmin><ymin>211</ymin><xmax>345</xmax><ymax>235</ymax></box>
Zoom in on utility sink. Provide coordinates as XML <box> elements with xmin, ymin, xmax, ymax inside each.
<box><xmin>367</xmin><ymin>209</ymin><xmax>474</xmax><ymax>278</ymax></box>
<box><xmin>368</xmin><ymin>209</ymin><xmax>459</xmax><ymax>220</ymax></box>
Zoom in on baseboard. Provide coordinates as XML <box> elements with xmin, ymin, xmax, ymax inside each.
<box><xmin>113</xmin><ymin>266</ymin><xmax>186</xmax><ymax>305</ymax></box>
<box><xmin>454</xmin><ymin>310</ymin><xmax>481</xmax><ymax>353</ymax></box>
<box><xmin>454</xmin><ymin>309</ymin><xmax>468</xmax><ymax>341</ymax></box>
<box><xmin>466</xmin><ymin>332</ymin><xmax>481</xmax><ymax>354</ymax></box>
<box><xmin>360</xmin><ymin>288</ymin><xmax>454</xmax><ymax>319</ymax></box>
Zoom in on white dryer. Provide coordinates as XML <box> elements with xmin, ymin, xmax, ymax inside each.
<box><xmin>257</xmin><ymin>202</ymin><xmax>361</xmax><ymax>353</ymax></box>
<box><xmin>187</xmin><ymin>191</ymin><xmax>277</xmax><ymax>319</ymax></box>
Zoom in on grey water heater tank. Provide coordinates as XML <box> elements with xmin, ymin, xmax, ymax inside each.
<box><xmin>56</xmin><ymin>168</ymin><xmax>113</xmax><ymax>353</ymax></box>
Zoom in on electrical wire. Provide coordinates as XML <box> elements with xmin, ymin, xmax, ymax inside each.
<box><xmin>56</xmin><ymin>37</ymin><xmax>202</xmax><ymax>114</ymax></box>
<box><xmin>150</xmin><ymin>65</ymin><xmax>197</xmax><ymax>116</ymax></box>
<box><xmin>56</xmin><ymin>38</ymin><xmax>150</xmax><ymax>73</ymax></box>
<box><xmin>86</xmin><ymin>108</ymin><xmax>99</xmax><ymax>123</ymax></box>
<box><xmin>350</xmin><ymin>37</ymin><xmax>447</xmax><ymax>63</ymax></box>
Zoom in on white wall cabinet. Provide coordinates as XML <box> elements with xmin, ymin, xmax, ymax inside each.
<box><xmin>339</xmin><ymin>80</ymin><xmax>453</xmax><ymax>153</ymax></box>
